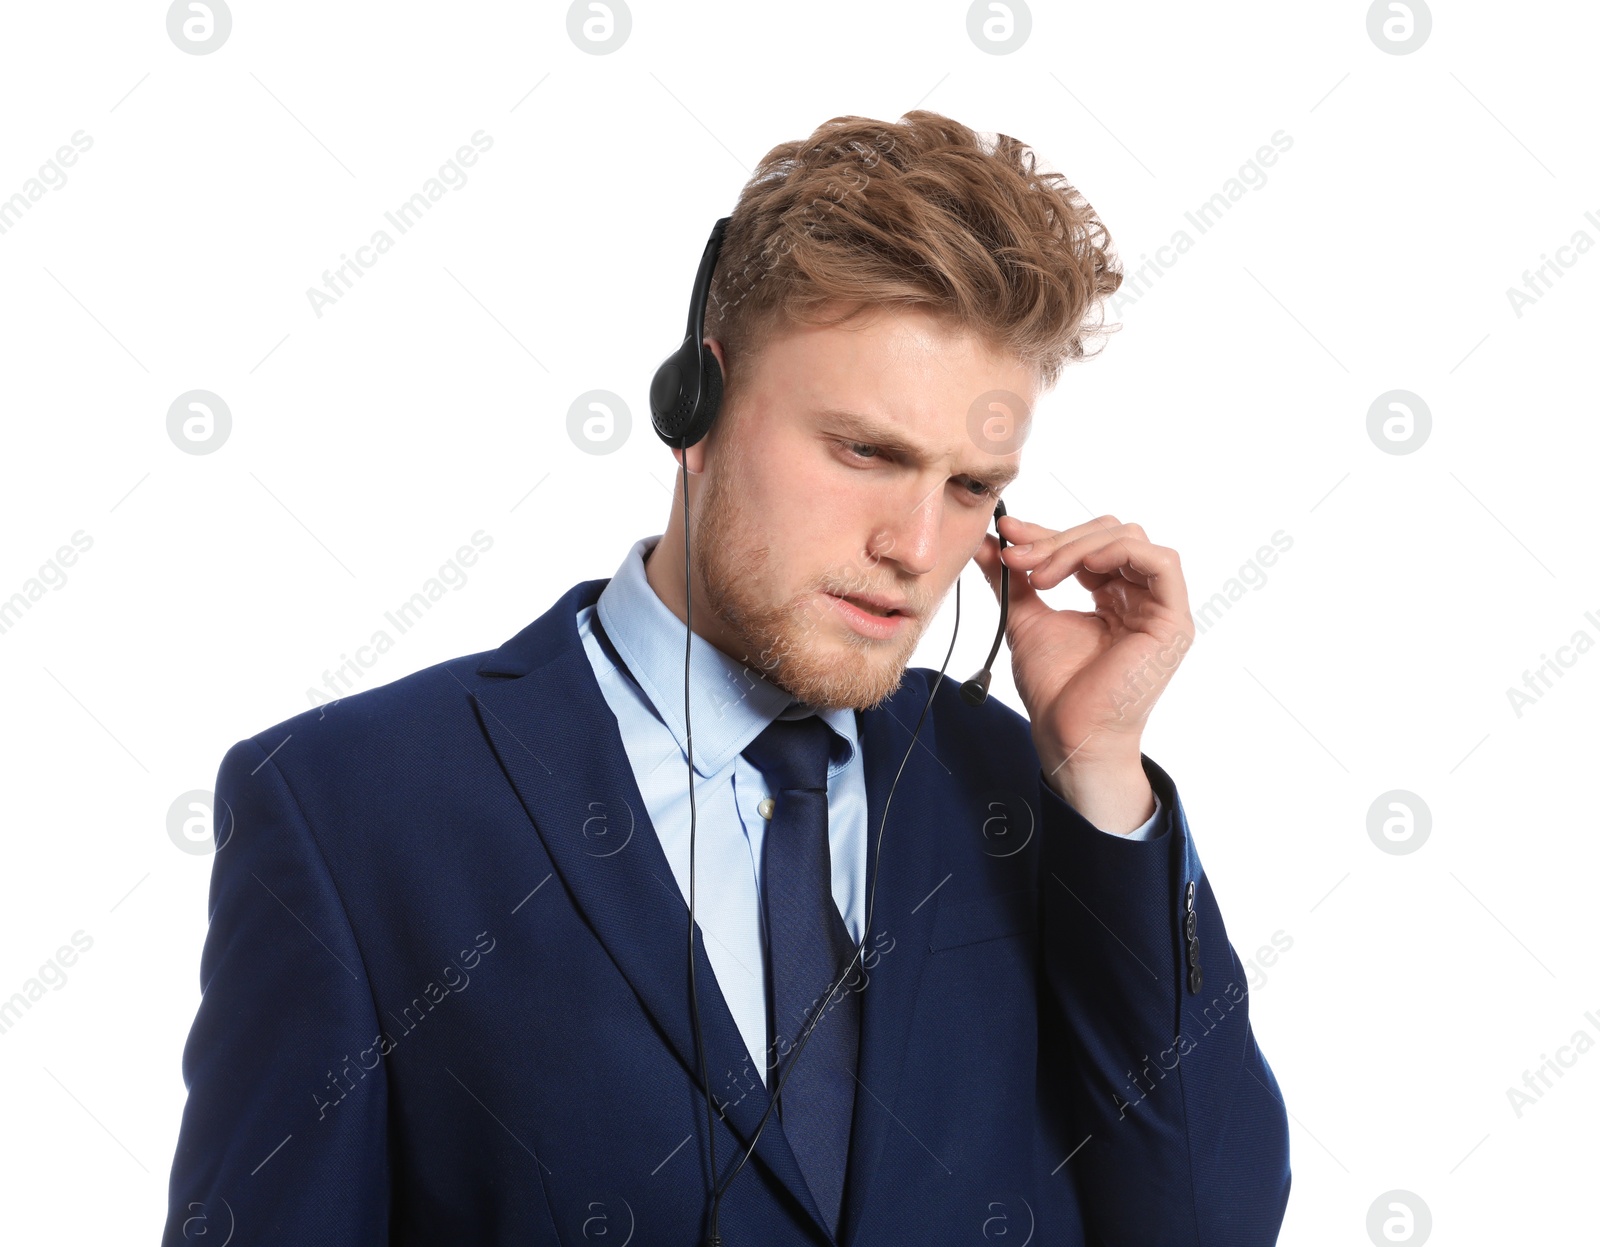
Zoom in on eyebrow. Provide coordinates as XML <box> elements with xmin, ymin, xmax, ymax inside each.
<box><xmin>815</xmin><ymin>407</ymin><xmax>1021</xmax><ymax>492</ymax></box>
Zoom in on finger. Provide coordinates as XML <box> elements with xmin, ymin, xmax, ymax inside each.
<box><xmin>1081</xmin><ymin>541</ymin><xmax>1184</xmax><ymax>616</ymax></box>
<box><xmin>1072</xmin><ymin>564</ymin><xmax>1119</xmax><ymax>591</ymax></box>
<box><xmin>1031</xmin><ymin>535</ymin><xmax>1188</xmax><ymax>615</ymax></box>
<box><xmin>999</xmin><ymin>512</ymin><xmax>1125</xmax><ymax>553</ymax></box>
<box><xmin>1001</xmin><ymin>519</ymin><xmax>1147</xmax><ymax>570</ymax></box>
<box><xmin>998</xmin><ymin>534</ymin><xmax>1152</xmax><ymax>598</ymax></box>
<box><xmin>1029</xmin><ymin>533</ymin><xmax>1155</xmax><ymax>590</ymax></box>
<box><xmin>994</xmin><ymin>516</ymin><xmax>1184</xmax><ymax>612</ymax></box>
<box><xmin>1005</xmin><ymin>520</ymin><xmax>1138</xmax><ymax>562</ymax></box>
<box><xmin>1042</xmin><ymin>537</ymin><xmax>1154</xmax><ymax>588</ymax></box>
<box><xmin>1090</xmin><ymin>576</ymin><xmax>1152</xmax><ymax>621</ymax></box>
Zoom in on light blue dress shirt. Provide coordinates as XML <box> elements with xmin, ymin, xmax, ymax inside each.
<box><xmin>575</xmin><ymin>534</ymin><xmax>1161</xmax><ymax>1082</ymax></box>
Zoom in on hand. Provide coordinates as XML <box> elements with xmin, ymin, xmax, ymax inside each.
<box><xmin>971</xmin><ymin>512</ymin><xmax>1195</xmax><ymax>828</ymax></box>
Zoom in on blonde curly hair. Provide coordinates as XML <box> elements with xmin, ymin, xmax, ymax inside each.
<box><xmin>705</xmin><ymin>109</ymin><xmax>1123</xmax><ymax>404</ymax></box>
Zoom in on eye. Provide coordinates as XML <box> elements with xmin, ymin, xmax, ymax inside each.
<box><xmin>838</xmin><ymin>441</ymin><xmax>997</xmax><ymax>501</ymax></box>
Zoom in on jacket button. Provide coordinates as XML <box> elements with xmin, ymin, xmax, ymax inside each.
<box><xmin>1188</xmin><ymin>966</ymin><xmax>1203</xmax><ymax>994</ymax></box>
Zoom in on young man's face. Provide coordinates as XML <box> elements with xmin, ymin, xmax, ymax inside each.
<box><xmin>671</xmin><ymin>303</ymin><xmax>1035</xmax><ymax>712</ymax></box>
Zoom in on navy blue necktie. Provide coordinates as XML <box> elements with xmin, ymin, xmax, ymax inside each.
<box><xmin>743</xmin><ymin>711</ymin><xmax>859</xmax><ymax>1238</ymax></box>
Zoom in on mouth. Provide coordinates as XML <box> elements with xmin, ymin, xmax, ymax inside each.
<box><xmin>836</xmin><ymin>594</ymin><xmax>907</xmax><ymax>618</ymax></box>
<box><xmin>821</xmin><ymin>591</ymin><xmax>914</xmax><ymax>639</ymax></box>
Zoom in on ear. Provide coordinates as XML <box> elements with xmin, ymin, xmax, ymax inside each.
<box><xmin>671</xmin><ymin>442</ymin><xmax>708</xmax><ymax>474</ymax></box>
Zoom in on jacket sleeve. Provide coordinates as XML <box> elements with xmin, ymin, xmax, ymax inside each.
<box><xmin>160</xmin><ymin>738</ymin><xmax>391</xmax><ymax>1246</ymax></box>
<box><xmin>1037</xmin><ymin>753</ymin><xmax>1291</xmax><ymax>1247</ymax></box>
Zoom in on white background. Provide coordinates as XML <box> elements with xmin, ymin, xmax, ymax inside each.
<box><xmin>0</xmin><ymin>1</ymin><xmax>1595</xmax><ymax>1243</ymax></box>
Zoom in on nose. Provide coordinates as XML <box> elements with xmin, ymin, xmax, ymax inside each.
<box><xmin>868</xmin><ymin>486</ymin><xmax>941</xmax><ymax>578</ymax></box>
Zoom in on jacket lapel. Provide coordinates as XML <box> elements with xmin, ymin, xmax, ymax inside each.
<box><xmin>836</xmin><ymin>681</ymin><xmax>944</xmax><ymax>1245</ymax></box>
<box><xmin>470</xmin><ymin>579</ymin><xmax>831</xmax><ymax>1237</ymax></box>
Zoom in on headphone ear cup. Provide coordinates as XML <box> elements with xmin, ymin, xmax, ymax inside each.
<box><xmin>668</xmin><ymin>338</ymin><xmax>723</xmax><ymax>449</ymax></box>
<box><xmin>649</xmin><ymin>348</ymin><xmax>689</xmax><ymax>445</ymax></box>
<box><xmin>651</xmin><ymin>334</ymin><xmax>709</xmax><ymax>447</ymax></box>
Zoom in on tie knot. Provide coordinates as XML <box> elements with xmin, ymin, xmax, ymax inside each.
<box><xmin>742</xmin><ymin>712</ymin><xmax>835</xmax><ymax>794</ymax></box>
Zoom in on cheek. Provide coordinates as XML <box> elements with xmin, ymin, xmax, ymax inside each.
<box><xmin>744</xmin><ymin>446</ymin><xmax>858</xmax><ymax>536</ymax></box>
<box><xmin>777</xmin><ymin>489</ymin><xmax>875</xmax><ymax>592</ymax></box>
<box><xmin>942</xmin><ymin>517</ymin><xmax>989</xmax><ymax>579</ymax></box>
<box><xmin>719</xmin><ymin>462</ymin><xmax>817</xmax><ymax>578</ymax></box>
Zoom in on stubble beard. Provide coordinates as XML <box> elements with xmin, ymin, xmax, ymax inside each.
<box><xmin>691</xmin><ymin>462</ymin><xmax>927</xmax><ymax>712</ymax></box>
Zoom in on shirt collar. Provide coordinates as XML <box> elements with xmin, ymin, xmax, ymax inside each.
<box><xmin>594</xmin><ymin>535</ymin><xmax>859</xmax><ymax>781</ymax></box>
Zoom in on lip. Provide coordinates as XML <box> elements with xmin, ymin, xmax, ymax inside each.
<box><xmin>822</xmin><ymin>592</ymin><xmax>912</xmax><ymax>640</ymax></box>
<box><xmin>838</xmin><ymin>590</ymin><xmax>910</xmax><ymax>614</ymax></box>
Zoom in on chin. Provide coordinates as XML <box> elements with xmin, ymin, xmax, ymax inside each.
<box><xmin>707</xmin><ymin>567</ymin><xmax>923</xmax><ymax>712</ymax></box>
<box><xmin>767</xmin><ymin>630</ymin><xmax>915</xmax><ymax>713</ymax></box>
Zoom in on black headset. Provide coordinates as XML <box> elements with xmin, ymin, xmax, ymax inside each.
<box><xmin>648</xmin><ymin>214</ymin><xmax>1011</xmax><ymax>1246</ymax></box>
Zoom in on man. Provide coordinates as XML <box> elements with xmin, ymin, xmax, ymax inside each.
<box><xmin>162</xmin><ymin>110</ymin><xmax>1290</xmax><ymax>1245</ymax></box>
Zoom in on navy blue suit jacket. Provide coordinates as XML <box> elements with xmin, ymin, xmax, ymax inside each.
<box><xmin>161</xmin><ymin>575</ymin><xmax>1291</xmax><ymax>1245</ymax></box>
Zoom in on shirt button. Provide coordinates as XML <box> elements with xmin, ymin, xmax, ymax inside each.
<box><xmin>758</xmin><ymin>797</ymin><xmax>775</xmax><ymax>820</ymax></box>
